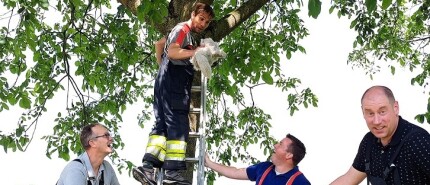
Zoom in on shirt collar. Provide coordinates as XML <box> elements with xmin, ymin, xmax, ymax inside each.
<box><xmin>79</xmin><ymin>152</ymin><xmax>105</xmax><ymax>179</ymax></box>
<box><xmin>275</xmin><ymin>166</ymin><xmax>300</xmax><ymax>177</ymax></box>
<box><xmin>377</xmin><ymin>116</ymin><xmax>406</xmax><ymax>147</ymax></box>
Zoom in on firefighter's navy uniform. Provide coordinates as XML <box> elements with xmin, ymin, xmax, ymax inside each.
<box><xmin>143</xmin><ymin>22</ymin><xmax>197</xmax><ymax>170</ymax></box>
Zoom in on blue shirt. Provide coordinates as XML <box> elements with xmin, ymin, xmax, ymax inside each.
<box><xmin>247</xmin><ymin>161</ymin><xmax>311</xmax><ymax>185</ymax></box>
<box><xmin>57</xmin><ymin>152</ymin><xmax>120</xmax><ymax>185</ymax></box>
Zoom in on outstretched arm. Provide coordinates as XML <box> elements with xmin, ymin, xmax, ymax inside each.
<box><xmin>205</xmin><ymin>153</ymin><xmax>249</xmax><ymax>180</ymax></box>
<box><xmin>330</xmin><ymin>166</ymin><xmax>366</xmax><ymax>185</ymax></box>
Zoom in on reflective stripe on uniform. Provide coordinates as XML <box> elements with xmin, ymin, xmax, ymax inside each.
<box><xmin>146</xmin><ymin>146</ymin><xmax>167</xmax><ymax>161</ymax></box>
<box><xmin>158</xmin><ymin>150</ymin><xmax>166</xmax><ymax>161</ymax></box>
<box><xmin>148</xmin><ymin>135</ymin><xmax>167</xmax><ymax>149</ymax></box>
<box><xmin>165</xmin><ymin>153</ymin><xmax>186</xmax><ymax>161</ymax></box>
<box><xmin>146</xmin><ymin>135</ymin><xmax>167</xmax><ymax>161</ymax></box>
<box><xmin>165</xmin><ymin>140</ymin><xmax>187</xmax><ymax>161</ymax></box>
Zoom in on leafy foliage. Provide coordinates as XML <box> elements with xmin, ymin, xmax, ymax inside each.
<box><xmin>330</xmin><ymin>0</ymin><xmax>430</xmax><ymax>124</ymax></box>
<box><xmin>0</xmin><ymin>0</ymin><xmax>320</xmax><ymax>181</ymax></box>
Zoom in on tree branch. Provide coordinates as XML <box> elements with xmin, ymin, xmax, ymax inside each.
<box><xmin>210</xmin><ymin>0</ymin><xmax>271</xmax><ymax>41</ymax></box>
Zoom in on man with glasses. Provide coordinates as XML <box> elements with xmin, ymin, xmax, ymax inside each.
<box><xmin>57</xmin><ymin>123</ymin><xmax>120</xmax><ymax>185</ymax></box>
<box><xmin>205</xmin><ymin>134</ymin><xmax>311</xmax><ymax>185</ymax></box>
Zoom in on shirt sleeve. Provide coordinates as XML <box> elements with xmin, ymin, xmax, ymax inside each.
<box><xmin>352</xmin><ymin>133</ymin><xmax>372</xmax><ymax>172</ymax></box>
<box><xmin>166</xmin><ymin>26</ymin><xmax>181</xmax><ymax>49</ymax></box>
<box><xmin>60</xmin><ymin>162</ymin><xmax>88</xmax><ymax>185</ymax></box>
<box><xmin>246</xmin><ymin>162</ymin><xmax>272</xmax><ymax>182</ymax></box>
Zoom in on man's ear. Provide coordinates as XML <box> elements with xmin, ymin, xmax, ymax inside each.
<box><xmin>285</xmin><ymin>152</ymin><xmax>293</xmax><ymax>160</ymax></box>
<box><xmin>88</xmin><ymin>139</ymin><xmax>96</xmax><ymax>147</ymax></box>
<box><xmin>191</xmin><ymin>11</ymin><xmax>195</xmax><ymax>19</ymax></box>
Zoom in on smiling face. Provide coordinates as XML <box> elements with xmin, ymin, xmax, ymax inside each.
<box><xmin>90</xmin><ymin>125</ymin><xmax>114</xmax><ymax>154</ymax></box>
<box><xmin>361</xmin><ymin>87</ymin><xmax>399</xmax><ymax>145</ymax></box>
<box><xmin>271</xmin><ymin>137</ymin><xmax>292</xmax><ymax>165</ymax></box>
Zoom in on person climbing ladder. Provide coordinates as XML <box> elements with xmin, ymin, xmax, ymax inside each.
<box><xmin>132</xmin><ymin>2</ymin><xmax>215</xmax><ymax>185</ymax></box>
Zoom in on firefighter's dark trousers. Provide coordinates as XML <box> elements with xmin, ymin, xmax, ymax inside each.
<box><xmin>143</xmin><ymin>61</ymin><xmax>194</xmax><ymax>170</ymax></box>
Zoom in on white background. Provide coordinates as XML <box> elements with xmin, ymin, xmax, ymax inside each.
<box><xmin>1</xmin><ymin>2</ymin><xmax>430</xmax><ymax>185</ymax></box>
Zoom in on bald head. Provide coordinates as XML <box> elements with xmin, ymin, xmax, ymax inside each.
<box><xmin>361</xmin><ymin>85</ymin><xmax>396</xmax><ymax>105</ymax></box>
<box><xmin>361</xmin><ymin>85</ymin><xmax>400</xmax><ymax>145</ymax></box>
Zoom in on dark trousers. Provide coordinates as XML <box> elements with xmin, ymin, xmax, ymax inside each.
<box><xmin>143</xmin><ymin>61</ymin><xmax>194</xmax><ymax>170</ymax></box>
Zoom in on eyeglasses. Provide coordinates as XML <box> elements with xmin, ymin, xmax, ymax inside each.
<box><xmin>93</xmin><ymin>133</ymin><xmax>112</xmax><ymax>139</ymax></box>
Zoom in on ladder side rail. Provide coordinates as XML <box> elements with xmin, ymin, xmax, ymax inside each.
<box><xmin>197</xmin><ymin>76</ymin><xmax>207</xmax><ymax>185</ymax></box>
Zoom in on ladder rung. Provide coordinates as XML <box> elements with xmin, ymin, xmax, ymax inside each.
<box><xmin>189</xmin><ymin>108</ymin><xmax>201</xmax><ymax>114</ymax></box>
<box><xmin>185</xmin><ymin>157</ymin><xmax>199</xmax><ymax>163</ymax></box>
<box><xmin>189</xmin><ymin>132</ymin><xmax>201</xmax><ymax>138</ymax></box>
<box><xmin>191</xmin><ymin>86</ymin><xmax>201</xmax><ymax>92</ymax></box>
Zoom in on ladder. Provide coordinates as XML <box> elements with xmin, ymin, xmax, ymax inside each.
<box><xmin>156</xmin><ymin>75</ymin><xmax>208</xmax><ymax>185</ymax></box>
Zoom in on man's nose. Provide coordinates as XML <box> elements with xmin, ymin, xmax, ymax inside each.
<box><xmin>373</xmin><ymin>115</ymin><xmax>382</xmax><ymax>124</ymax></box>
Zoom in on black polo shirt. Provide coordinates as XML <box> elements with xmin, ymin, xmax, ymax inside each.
<box><xmin>352</xmin><ymin>116</ymin><xmax>430</xmax><ymax>184</ymax></box>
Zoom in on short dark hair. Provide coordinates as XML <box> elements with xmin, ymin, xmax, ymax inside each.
<box><xmin>193</xmin><ymin>2</ymin><xmax>215</xmax><ymax>19</ymax></box>
<box><xmin>361</xmin><ymin>85</ymin><xmax>396</xmax><ymax>104</ymax></box>
<box><xmin>80</xmin><ymin>123</ymin><xmax>104</xmax><ymax>150</ymax></box>
<box><xmin>286</xmin><ymin>134</ymin><xmax>306</xmax><ymax>166</ymax></box>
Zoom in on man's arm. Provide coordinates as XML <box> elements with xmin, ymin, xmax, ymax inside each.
<box><xmin>155</xmin><ymin>37</ymin><xmax>166</xmax><ymax>65</ymax></box>
<box><xmin>205</xmin><ymin>153</ymin><xmax>249</xmax><ymax>180</ymax></box>
<box><xmin>330</xmin><ymin>166</ymin><xmax>366</xmax><ymax>185</ymax></box>
<box><xmin>167</xmin><ymin>42</ymin><xmax>196</xmax><ymax>60</ymax></box>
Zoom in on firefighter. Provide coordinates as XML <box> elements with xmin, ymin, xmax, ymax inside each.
<box><xmin>133</xmin><ymin>2</ymin><xmax>215</xmax><ymax>185</ymax></box>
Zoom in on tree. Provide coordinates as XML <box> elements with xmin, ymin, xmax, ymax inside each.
<box><xmin>329</xmin><ymin>0</ymin><xmax>430</xmax><ymax>124</ymax></box>
<box><xmin>0</xmin><ymin>0</ymin><xmax>321</xmax><ymax>183</ymax></box>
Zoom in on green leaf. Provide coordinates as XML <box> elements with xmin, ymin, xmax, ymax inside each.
<box><xmin>415</xmin><ymin>114</ymin><xmax>424</xmax><ymax>123</ymax></box>
<box><xmin>17</xmin><ymin>7</ymin><xmax>25</xmax><ymax>13</ymax></box>
<box><xmin>59</xmin><ymin>148</ymin><xmax>70</xmax><ymax>161</ymax></box>
<box><xmin>19</xmin><ymin>97</ymin><xmax>31</xmax><ymax>109</ymax></box>
<box><xmin>8</xmin><ymin>139</ymin><xmax>16</xmax><ymax>152</ymax></box>
<box><xmin>382</xmin><ymin>0</ymin><xmax>393</xmax><ymax>9</ymax></box>
<box><xmin>308</xmin><ymin>0</ymin><xmax>322</xmax><ymax>19</ymax></box>
<box><xmin>298</xmin><ymin>46</ymin><xmax>306</xmax><ymax>53</ymax></box>
<box><xmin>8</xmin><ymin>95</ymin><xmax>17</xmax><ymax>105</ymax></box>
<box><xmin>231</xmin><ymin>0</ymin><xmax>237</xmax><ymax>7</ymax></box>
<box><xmin>286</xmin><ymin>51</ymin><xmax>291</xmax><ymax>59</ymax></box>
<box><xmin>16</xmin><ymin>126</ymin><xmax>24</xmax><ymax>137</ymax></box>
<box><xmin>350</xmin><ymin>18</ymin><xmax>358</xmax><ymax>29</ymax></box>
<box><xmin>396</xmin><ymin>0</ymin><xmax>403</xmax><ymax>6</ymax></box>
<box><xmin>329</xmin><ymin>6</ymin><xmax>335</xmax><ymax>14</ymax></box>
<box><xmin>365</xmin><ymin>0</ymin><xmax>377</xmax><ymax>12</ymax></box>
<box><xmin>2</xmin><ymin>103</ymin><xmax>10</xmax><ymax>110</ymax></box>
<box><xmin>427</xmin><ymin>101</ymin><xmax>430</xmax><ymax>112</ymax></box>
<box><xmin>262</xmin><ymin>72</ymin><xmax>273</xmax><ymax>85</ymax></box>
<box><xmin>41</xmin><ymin>2</ymin><xmax>49</xmax><ymax>9</ymax></box>
<box><xmin>390</xmin><ymin>66</ymin><xmax>395</xmax><ymax>75</ymax></box>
